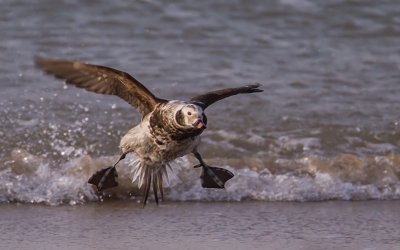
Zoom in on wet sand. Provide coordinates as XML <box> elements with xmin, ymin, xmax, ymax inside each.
<box><xmin>1</xmin><ymin>201</ymin><xmax>399</xmax><ymax>250</ymax></box>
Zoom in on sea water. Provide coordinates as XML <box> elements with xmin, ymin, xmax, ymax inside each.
<box><xmin>1</xmin><ymin>0</ymin><xmax>400</xmax><ymax>205</ymax></box>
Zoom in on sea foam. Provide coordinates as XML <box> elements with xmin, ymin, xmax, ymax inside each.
<box><xmin>1</xmin><ymin>148</ymin><xmax>400</xmax><ymax>205</ymax></box>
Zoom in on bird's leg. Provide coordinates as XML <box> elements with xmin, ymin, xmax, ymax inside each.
<box><xmin>192</xmin><ymin>150</ymin><xmax>234</xmax><ymax>189</ymax></box>
<box><xmin>112</xmin><ymin>153</ymin><xmax>127</xmax><ymax>167</ymax></box>
<box><xmin>88</xmin><ymin>153</ymin><xmax>127</xmax><ymax>191</ymax></box>
<box><xmin>192</xmin><ymin>151</ymin><xmax>208</xmax><ymax>169</ymax></box>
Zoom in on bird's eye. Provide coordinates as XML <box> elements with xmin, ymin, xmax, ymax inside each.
<box><xmin>187</xmin><ymin>112</ymin><xmax>192</xmax><ymax>116</ymax></box>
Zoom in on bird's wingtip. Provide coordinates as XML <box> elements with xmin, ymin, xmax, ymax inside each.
<box><xmin>33</xmin><ymin>56</ymin><xmax>43</xmax><ymax>65</ymax></box>
<box><xmin>247</xmin><ymin>83</ymin><xmax>264</xmax><ymax>92</ymax></box>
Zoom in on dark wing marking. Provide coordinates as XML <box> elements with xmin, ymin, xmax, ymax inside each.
<box><xmin>190</xmin><ymin>83</ymin><xmax>263</xmax><ymax>110</ymax></box>
<box><xmin>35</xmin><ymin>57</ymin><xmax>167</xmax><ymax>118</ymax></box>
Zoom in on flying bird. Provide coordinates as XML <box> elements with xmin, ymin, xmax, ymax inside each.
<box><xmin>35</xmin><ymin>58</ymin><xmax>263</xmax><ymax>206</ymax></box>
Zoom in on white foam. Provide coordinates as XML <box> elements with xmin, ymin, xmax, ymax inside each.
<box><xmin>1</xmin><ymin>149</ymin><xmax>400</xmax><ymax>205</ymax></box>
<box><xmin>0</xmin><ymin>150</ymin><xmax>97</xmax><ymax>205</ymax></box>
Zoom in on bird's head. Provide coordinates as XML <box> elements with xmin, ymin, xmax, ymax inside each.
<box><xmin>175</xmin><ymin>103</ymin><xmax>207</xmax><ymax>130</ymax></box>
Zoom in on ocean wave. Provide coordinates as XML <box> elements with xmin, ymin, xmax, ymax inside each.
<box><xmin>1</xmin><ymin>148</ymin><xmax>400</xmax><ymax>205</ymax></box>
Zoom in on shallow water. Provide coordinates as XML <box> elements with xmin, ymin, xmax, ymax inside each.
<box><xmin>1</xmin><ymin>0</ymin><xmax>400</xmax><ymax>205</ymax></box>
<box><xmin>2</xmin><ymin>201</ymin><xmax>400</xmax><ymax>250</ymax></box>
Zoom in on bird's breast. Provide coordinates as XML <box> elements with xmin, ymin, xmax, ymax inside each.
<box><xmin>120</xmin><ymin>114</ymin><xmax>201</xmax><ymax>164</ymax></box>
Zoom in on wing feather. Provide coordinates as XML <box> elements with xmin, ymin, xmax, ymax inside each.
<box><xmin>35</xmin><ymin>57</ymin><xmax>167</xmax><ymax>117</ymax></box>
<box><xmin>190</xmin><ymin>83</ymin><xmax>263</xmax><ymax>109</ymax></box>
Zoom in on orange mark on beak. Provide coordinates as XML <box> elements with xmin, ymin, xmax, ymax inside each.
<box><xmin>197</xmin><ymin>121</ymin><xmax>204</xmax><ymax>129</ymax></box>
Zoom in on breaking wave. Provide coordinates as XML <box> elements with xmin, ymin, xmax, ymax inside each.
<box><xmin>1</xmin><ymin>148</ymin><xmax>400</xmax><ymax>205</ymax></box>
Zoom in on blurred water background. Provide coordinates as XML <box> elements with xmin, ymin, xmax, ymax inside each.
<box><xmin>1</xmin><ymin>0</ymin><xmax>400</xmax><ymax>205</ymax></box>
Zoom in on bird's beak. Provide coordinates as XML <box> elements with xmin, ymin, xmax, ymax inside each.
<box><xmin>194</xmin><ymin>120</ymin><xmax>207</xmax><ymax>130</ymax></box>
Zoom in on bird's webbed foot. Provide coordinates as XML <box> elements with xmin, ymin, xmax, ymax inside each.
<box><xmin>88</xmin><ymin>153</ymin><xmax>126</xmax><ymax>191</ymax></box>
<box><xmin>88</xmin><ymin>166</ymin><xmax>118</xmax><ymax>191</ymax></box>
<box><xmin>193</xmin><ymin>151</ymin><xmax>234</xmax><ymax>189</ymax></box>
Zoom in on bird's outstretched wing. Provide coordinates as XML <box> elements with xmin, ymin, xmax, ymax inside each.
<box><xmin>35</xmin><ymin>57</ymin><xmax>167</xmax><ymax>118</ymax></box>
<box><xmin>190</xmin><ymin>83</ymin><xmax>263</xmax><ymax>110</ymax></box>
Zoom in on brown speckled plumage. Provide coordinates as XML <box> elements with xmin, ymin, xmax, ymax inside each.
<box><xmin>35</xmin><ymin>57</ymin><xmax>263</xmax><ymax>206</ymax></box>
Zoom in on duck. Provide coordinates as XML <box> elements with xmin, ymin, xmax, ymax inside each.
<box><xmin>35</xmin><ymin>57</ymin><xmax>263</xmax><ymax>205</ymax></box>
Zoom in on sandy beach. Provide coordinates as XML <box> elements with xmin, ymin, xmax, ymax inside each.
<box><xmin>2</xmin><ymin>201</ymin><xmax>399</xmax><ymax>250</ymax></box>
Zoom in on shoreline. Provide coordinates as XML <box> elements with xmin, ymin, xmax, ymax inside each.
<box><xmin>2</xmin><ymin>200</ymin><xmax>399</xmax><ymax>250</ymax></box>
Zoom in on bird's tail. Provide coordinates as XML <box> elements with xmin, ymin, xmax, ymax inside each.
<box><xmin>131</xmin><ymin>160</ymin><xmax>171</xmax><ymax>206</ymax></box>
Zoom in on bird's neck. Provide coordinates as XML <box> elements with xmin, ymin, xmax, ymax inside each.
<box><xmin>149</xmin><ymin>106</ymin><xmax>203</xmax><ymax>142</ymax></box>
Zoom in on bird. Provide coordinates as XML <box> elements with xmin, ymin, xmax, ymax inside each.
<box><xmin>35</xmin><ymin>57</ymin><xmax>263</xmax><ymax>206</ymax></box>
